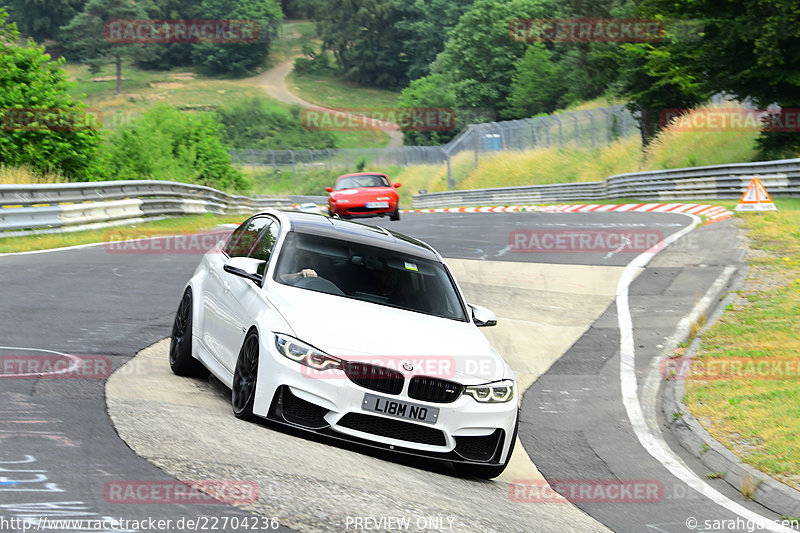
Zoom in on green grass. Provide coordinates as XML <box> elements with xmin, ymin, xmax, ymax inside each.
<box><xmin>266</xmin><ymin>20</ymin><xmax>319</xmax><ymax>67</ymax></box>
<box><xmin>0</xmin><ymin>214</ymin><xmax>246</xmax><ymax>253</ymax></box>
<box><xmin>685</xmin><ymin>199</ymin><xmax>800</xmax><ymax>489</ymax></box>
<box><xmin>286</xmin><ymin>71</ymin><xmax>401</xmax><ymax>111</ymax></box>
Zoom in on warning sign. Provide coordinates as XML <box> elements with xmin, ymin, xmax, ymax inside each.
<box><xmin>735</xmin><ymin>177</ymin><xmax>777</xmax><ymax>211</ymax></box>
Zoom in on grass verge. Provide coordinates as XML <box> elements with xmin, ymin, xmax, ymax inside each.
<box><xmin>684</xmin><ymin>198</ymin><xmax>800</xmax><ymax>490</ymax></box>
<box><xmin>0</xmin><ymin>214</ymin><xmax>246</xmax><ymax>254</ymax></box>
<box><xmin>286</xmin><ymin>71</ymin><xmax>400</xmax><ymax>111</ymax></box>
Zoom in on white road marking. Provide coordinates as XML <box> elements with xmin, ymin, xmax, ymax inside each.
<box><xmin>0</xmin><ymin>346</ymin><xmax>83</xmax><ymax>379</ymax></box>
<box><xmin>616</xmin><ymin>215</ymin><xmax>794</xmax><ymax>532</ymax></box>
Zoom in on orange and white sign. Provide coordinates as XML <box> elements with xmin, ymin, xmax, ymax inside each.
<box><xmin>735</xmin><ymin>177</ymin><xmax>776</xmax><ymax>211</ymax></box>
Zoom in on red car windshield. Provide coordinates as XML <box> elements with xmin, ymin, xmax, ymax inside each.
<box><xmin>335</xmin><ymin>174</ymin><xmax>390</xmax><ymax>190</ymax></box>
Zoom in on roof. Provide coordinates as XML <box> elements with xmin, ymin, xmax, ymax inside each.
<box><xmin>271</xmin><ymin>210</ymin><xmax>439</xmax><ymax>261</ymax></box>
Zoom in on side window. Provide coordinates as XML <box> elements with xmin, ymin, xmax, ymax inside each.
<box><xmin>249</xmin><ymin>220</ymin><xmax>279</xmax><ymax>267</ymax></box>
<box><xmin>224</xmin><ymin>216</ymin><xmax>271</xmax><ymax>258</ymax></box>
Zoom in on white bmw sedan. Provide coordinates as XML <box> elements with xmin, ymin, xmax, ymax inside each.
<box><xmin>169</xmin><ymin>209</ymin><xmax>518</xmax><ymax>478</ymax></box>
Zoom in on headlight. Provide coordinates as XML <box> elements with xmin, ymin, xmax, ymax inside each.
<box><xmin>464</xmin><ymin>380</ymin><xmax>515</xmax><ymax>403</ymax></box>
<box><xmin>274</xmin><ymin>334</ymin><xmax>342</xmax><ymax>371</ymax></box>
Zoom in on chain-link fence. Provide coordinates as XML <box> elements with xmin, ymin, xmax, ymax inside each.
<box><xmin>230</xmin><ymin>105</ymin><xmax>640</xmax><ymax>189</ymax></box>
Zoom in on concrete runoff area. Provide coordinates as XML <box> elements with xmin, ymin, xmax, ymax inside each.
<box><xmin>106</xmin><ymin>258</ymin><xmax>627</xmax><ymax>532</ymax></box>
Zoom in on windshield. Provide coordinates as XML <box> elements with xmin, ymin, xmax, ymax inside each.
<box><xmin>274</xmin><ymin>232</ymin><xmax>467</xmax><ymax>321</ymax></box>
<box><xmin>335</xmin><ymin>174</ymin><xmax>391</xmax><ymax>190</ymax></box>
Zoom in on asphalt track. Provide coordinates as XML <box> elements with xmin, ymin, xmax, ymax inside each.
<box><xmin>0</xmin><ymin>212</ymin><xmax>786</xmax><ymax>532</ymax></box>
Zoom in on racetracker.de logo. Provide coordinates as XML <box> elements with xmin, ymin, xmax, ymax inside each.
<box><xmin>660</xmin><ymin>108</ymin><xmax>800</xmax><ymax>132</ymax></box>
<box><xmin>509</xmin><ymin>229</ymin><xmax>664</xmax><ymax>253</ymax></box>
<box><xmin>509</xmin><ymin>479</ymin><xmax>663</xmax><ymax>503</ymax></box>
<box><xmin>298</xmin><ymin>355</ymin><xmax>500</xmax><ymax>381</ymax></box>
<box><xmin>662</xmin><ymin>357</ymin><xmax>800</xmax><ymax>381</ymax></box>
<box><xmin>0</xmin><ymin>108</ymin><xmax>101</xmax><ymax>131</ymax></box>
<box><xmin>510</xmin><ymin>18</ymin><xmax>664</xmax><ymax>42</ymax></box>
<box><xmin>104</xmin><ymin>480</ymin><xmax>258</xmax><ymax>505</ymax></box>
<box><xmin>103</xmin><ymin>229</ymin><xmax>231</xmax><ymax>254</ymax></box>
<box><xmin>104</xmin><ymin>19</ymin><xmax>259</xmax><ymax>43</ymax></box>
<box><xmin>0</xmin><ymin>355</ymin><xmax>111</xmax><ymax>379</ymax></box>
<box><xmin>300</xmin><ymin>107</ymin><xmax>456</xmax><ymax>132</ymax></box>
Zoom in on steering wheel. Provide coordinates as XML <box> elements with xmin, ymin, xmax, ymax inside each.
<box><xmin>294</xmin><ymin>276</ymin><xmax>345</xmax><ymax>296</ymax></box>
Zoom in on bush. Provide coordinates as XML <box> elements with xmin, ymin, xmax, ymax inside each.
<box><xmin>293</xmin><ymin>44</ymin><xmax>337</xmax><ymax>75</ymax></box>
<box><xmin>101</xmin><ymin>104</ymin><xmax>247</xmax><ymax>192</ymax></box>
<box><xmin>216</xmin><ymin>97</ymin><xmax>337</xmax><ymax>150</ymax></box>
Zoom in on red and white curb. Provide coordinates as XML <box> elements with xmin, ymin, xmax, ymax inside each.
<box><xmin>401</xmin><ymin>203</ymin><xmax>734</xmax><ymax>224</ymax></box>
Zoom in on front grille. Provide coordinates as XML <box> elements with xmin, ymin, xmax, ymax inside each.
<box><xmin>338</xmin><ymin>413</ymin><xmax>446</xmax><ymax>446</ymax></box>
<box><xmin>343</xmin><ymin>361</ymin><xmax>404</xmax><ymax>395</ymax></box>
<box><xmin>279</xmin><ymin>387</ymin><xmax>329</xmax><ymax>428</ymax></box>
<box><xmin>408</xmin><ymin>376</ymin><xmax>464</xmax><ymax>403</ymax></box>
<box><xmin>454</xmin><ymin>430</ymin><xmax>504</xmax><ymax>461</ymax></box>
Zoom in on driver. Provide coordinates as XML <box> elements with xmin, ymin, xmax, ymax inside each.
<box><xmin>280</xmin><ymin>250</ymin><xmax>320</xmax><ymax>283</ymax></box>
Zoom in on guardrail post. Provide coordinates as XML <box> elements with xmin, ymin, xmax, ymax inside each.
<box><xmin>445</xmin><ymin>150</ymin><xmax>453</xmax><ymax>190</ymax></box>
<box><xmin>584</xmin><ymin>110</ymin><xmax>596</xmax><ymax>148</ymax></box>
<box><xmin>598</xmin><ymin>107</ymin><xmax>611</xmax><ymax>143</ymax></box>
<box><xmin>271</xmin><ymin>150</ymin><xmax>276</xmax><ymax>170</ymax></box>
<box><xmin>473</xmin><ymin>126</ymin><xmax>479</xmax><ymax>168</ymax></box>
<box><xmin>291</xmin><ymin>151</ymin><xmax>295</xmax><ymax>173</ymax></box>
<box><xmin>564</xmin><ymin>112</ymin><xmax>579</xmax><ymax>146</ymax></box>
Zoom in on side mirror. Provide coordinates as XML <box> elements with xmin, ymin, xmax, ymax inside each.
<box><xmin>468</xmin><ymin>304</ymin><xmax>497</xmax><ymax>327</ymax></box>
<box><xmin>393</xmin><ymin>183</ymin><xmax>402</xmax><ymax>188</ymax></box>
<box><xmin>325</xmin><ymin>187</ymin><xmax>334</xmax><ymax>193</ymax></box>
<box><xmin>223</xmin><ymin>257</ymin><xmax>266</xmax><ymax>285</ymax></box>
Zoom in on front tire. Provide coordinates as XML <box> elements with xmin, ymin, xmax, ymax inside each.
<box><xmin>390</xmin><ymin>206</ymin><xmax>400</xmax><ymax>221</ymax></box>
<box><xmin>169</xmin><ymin>288</ymin><xmax>209</xmax><ymax>378</ymax></box>
<box><xmin>232</xmin><ymin>331</ymin><xmax>260</xmax><ymax>421</ymax></box>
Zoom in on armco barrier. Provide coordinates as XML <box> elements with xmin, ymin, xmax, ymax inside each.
<box><xmin>413</xmin><ymin>158</ymin><xmax>800</xmax><ymax>208</ymax></box>
<box><xmin>0</xmin><ymin>180</ymin><xmax>326</xmax><ymax>237</ymax></box>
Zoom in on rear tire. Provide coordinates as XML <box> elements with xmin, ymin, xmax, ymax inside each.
<box><xmin>390</xmin><ymin>207</ymin><xmax>400</xmax><ymax>221</ymax></box>
<box><xmin>232</xmin><ymin>331</ymin><xmax>260</xmax><ymax>421</ymax></box>
<box><xmin>169</xmin><ymin>288</ymin><xmax>209</xmax><ymax>378</ymax></box>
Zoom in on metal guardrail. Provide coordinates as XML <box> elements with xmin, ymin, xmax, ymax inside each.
<box><xmin>412</xmin><ymin>158</ymin><xmax>800</xmax><ymax>208</ymax></box>
<box><xmin>0</xmin><ymin>180</ymin><xmax>326</xmax><ymax>237</ymax></box>
<box><xmin>4</xmin><ymin>158</ymin><xmax>798</xmax><ymax>236</ymax></box>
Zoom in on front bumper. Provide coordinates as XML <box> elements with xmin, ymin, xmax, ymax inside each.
<box><xmin>330</xmin><ymin>203</ymin><xmax>396</xmax><ymax>218</ymax></box>
<box><xmin>253</xmin><ymin>344</ymin><xmax>518</xmax><ymax>465</ymax></box>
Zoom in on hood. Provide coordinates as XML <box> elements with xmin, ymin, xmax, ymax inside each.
<box><xmin>267</xmin><ymin>283</ymin><xmax>506</xmax><ymax>383</ymax></box>
<box><xmin>331</xmin><ymin>187</ymin><xmax>396</xmax><ymax>200</ymax></box>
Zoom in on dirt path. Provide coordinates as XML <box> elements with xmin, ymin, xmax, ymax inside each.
<box><xmin>251</xmin><ymin>60</ymin><xmax>404</xmax><ymax>148</ymax></box>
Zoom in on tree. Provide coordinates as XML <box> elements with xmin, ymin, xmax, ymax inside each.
<box><xmin>397</xmin><ymin>73</ymin><xmax>458</xmax><ymax>145</ymax></box>
<box><xmin>190</xmin><ymin>0</ymin><xmax>282</xmax><ymax>75</ymax></box>
<box><xmin>434</xmin><ymin>0</ymin><xmax>551</xmax><ymax>112</ymax></box>
<box><xmin>311</xmin><ymin>0</ymin><xmax>408</xmax><ymax>89</ymax></box>
<box><xmin>504</xmin><ymin>43</ymin><xmax>566</xmax><ymax>118</ymax></box>
<box><xmin>0</xmin><ymin>9</ymin><xmax>102</xmax><ymax>178</ymax></box>
<box><xmin>623</xmin><ymin>0</ymin><xmax>800</xmax><ymax>153</ymax></box>
<box><xmin>0</xmin><ymin>0</ymin><xmax>86</xmax><ymax>41</ymax></box>
<box><xmin>60</xmin><ymin>0</ymin><xmax>149</xmax><ymax>94</ymax></box>
<box><xmin>392</xmin><ymin>0</ymin><xmax>474</xmax><ymax>82</ymax></box>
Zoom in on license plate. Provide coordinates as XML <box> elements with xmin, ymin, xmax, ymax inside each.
<box><xmin>362</xmin><ymin>393</ymin><xmax>439</xmax><ymax>425</ymax></box>
<box><xmin>365</xmin><ymin>202</ymin><xmax>389</xmax><ymax>208</ymax></box>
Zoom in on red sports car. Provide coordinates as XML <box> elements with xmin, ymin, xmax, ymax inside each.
<box><xmin>326</xmin><ymin>172</ymin><xmax>402</xmax><ymax>221</ymax></box>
